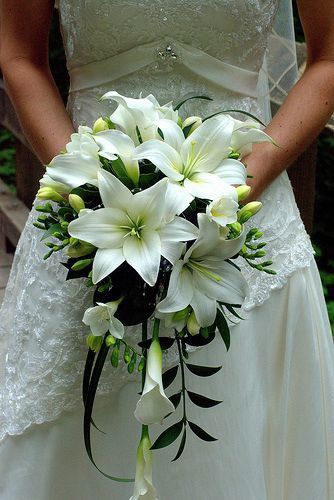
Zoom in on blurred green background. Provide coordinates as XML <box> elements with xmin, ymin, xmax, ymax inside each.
<box><xmin>0</xmin><ymin>4</ymin><xmax>333</xmax><ymax>330</ymax></box>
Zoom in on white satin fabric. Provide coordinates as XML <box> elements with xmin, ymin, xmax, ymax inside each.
<box><xmin>0</xmin><ymin>260</ymin><xmax>333</xmax><ymax>500</ymax></box>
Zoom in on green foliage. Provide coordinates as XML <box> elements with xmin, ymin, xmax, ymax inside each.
<box><xmin>0</xmin><ymin>128</ymin><xmax>16</xmax><ymax>192</ymax></box>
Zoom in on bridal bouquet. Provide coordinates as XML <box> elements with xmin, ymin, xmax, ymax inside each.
<box><xmin>34</xmin><ymin>91</ymin><xmax>275</xmax><ymax>499</ymax></box>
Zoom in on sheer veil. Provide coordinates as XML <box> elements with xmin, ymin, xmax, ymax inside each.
<box><xmin>258</xmin><ymin>0</ymin><xmax>298</xmax><ymax>123</ymax></box>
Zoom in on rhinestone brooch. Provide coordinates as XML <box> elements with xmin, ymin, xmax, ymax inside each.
<box><xmin>157</xmin><ymin>44</ymin><xmax>178</xmax><ymax>60</ymax></box>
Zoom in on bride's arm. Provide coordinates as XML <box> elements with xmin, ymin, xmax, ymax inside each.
<box><xmin>245</xmin><ymin>0</ymin><xmax>334</xmax><ymax>200</ymax></box>
<box><xmin>0</xmin><ymin>0</ymin><xmax>74</xmax><ymax>164</ymax></box>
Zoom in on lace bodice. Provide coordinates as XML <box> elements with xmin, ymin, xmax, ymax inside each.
<box><xmin>0</xmin><ymin>0</ymin><xmax>314</xmax><ymax>441</ymax></box>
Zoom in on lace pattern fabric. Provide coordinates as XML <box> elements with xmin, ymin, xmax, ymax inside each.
<box><xmin>0</xmin><ymin>0</ymin><xmax>314</xmax><ymax>440</ymax></box>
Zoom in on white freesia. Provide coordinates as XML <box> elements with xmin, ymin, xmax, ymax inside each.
<box><xmin>43</xmin><ymin>127</ymin><xmax>104</xmax><ymax>190</ymax></box>
<box><xmin>93</xmin><ymin>129</ymin><xmax>139</xmax><ymax>185</ymax></box>
<box><xmin>82</xmin><ymin>300</ymin><xmax>124</xmax><ymax>338</ymax></box>
<box><xmin>130</xmin><ymin>429</ymin><xmax>158</xmax><ymax>500</ymax></box>
<box><xmin>68</xmin><ymin>170</ymin><xmax>198</xmax><ymax>285</ymax></box>
<box><xmin>133</xmin><ymin>115</ymin><xmax>247</xmax><ymax>212</ymax></box>
<box><xmin>134</xmin><ymin>337</ymin><xmax>175</xmax><ymax>425</ymax></box>
<box><xmin>206</xmin><ymin>185</ymin><xmax>239</xmax><ymax>227</ymax></box>
<box><xmin>157</xmin><ymin>214</ymin><xmax>249</xmax><ymax>327</ymax></box>
<box><xmin>100</xmin><ymin>91</ymin><xmax>178</xmax><ymax>145</ymax></box>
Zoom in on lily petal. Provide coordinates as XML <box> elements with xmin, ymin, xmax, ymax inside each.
<box><xmin>157</xmin><ymin>118</ymin><xmax>185</xmax><ymax>151</ymax></box>
<box><xmin>47</xmin><ymin>152</ymin><xmax>101</xmax><ymax>188</ymax></box>
<box><xmin>190</xmin><ymin>288</ymin><xmax>217</xmax><ymax>327</ymax></box>
<box><xmin>92</xmin><ymin>247</ymin><xmax>125</xmax><ymax>284</ymax></box>
<box><xmin>184</xmin><ymin>173</ymin><xmax>232</xmax><ymax>200</ymax></box>
<box><xmin>133</xmin><ymin>140</ymin><xmax>184</xmax><ymax>181</ymax></box>
<box><xmin>123</xmin><ymin>229</ymin><xmax>161</xmax><ymax>286</ymax></box>
<box><xmin>97</xmin><ymin>170</ymin><xmax>133</xmax><ymax>210</ymax></box>
<box><xmin>157</xmin><ymin>261</ymin><xmax>194</xmax><ymax>313</ymax></box>
<box><xmin>214</xmin><ymin>158</ymin><xmax>247</xmax><ymax>185</ymax></box>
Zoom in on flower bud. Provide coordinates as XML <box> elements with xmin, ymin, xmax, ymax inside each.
<box><xmin>37</xmin><ymin>187</ymin><xmax>64</xmax><ymax>203</ymax></box>
<box><xmin>86</xmin><ymin>334</ymin><xmax>103</xmax><ymax>352</ymax></box>
<box><xmin>182</xmin><ymin>116</ymin><xmax>202</xmax><ymax>135</ymax></box>
<box><xmin>236</xmin><ymin>184</ymin><xmax>251</xmax><ymax>202</ymax></box>
<box><xmin>69</xmin><ymin>194</ymin><xmax>85</xmax><ymax>213</ymax></box>
<box><xmin>67</xmin><ymin>241</ymin><xmax>95</xmax><ymax>258</ymax></box>
<box><xmin>187</xmin><ymin>311</ymin><xmax>200</xmax><ymax>336</ymax></box>
<box><xmin>111</xmin><ymin>345</ymin><xmax>119</xmax><ymax>367</ymax></box>
<box><xmin>105</xmin><ymin>334</ymin><xmax>116</xmax><ymax>347</ymax></box>
<box><xmin>92</xmin><ymin>117</ymin><xmax>110</xmax><ymax>134</ymax></box>
<box><xmin>71</xmin><ymin>258</ymin><xmax>93</xmax><ymax>271</ymax></box>
<box><xmin>238</xmin><ymin>201</ymin><xmax>262</xmax><ymax>223</ymax></box>
<box><xmin>172</xmin><ymin>307</ymin><xmax>190</xmax><ymax>322</ymax></box>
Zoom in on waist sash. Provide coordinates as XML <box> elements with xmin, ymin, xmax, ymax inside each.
<box><xmin>69</xmin><ymin>39</ymin><xmax>259</xmax><ymax>98</ymax></box>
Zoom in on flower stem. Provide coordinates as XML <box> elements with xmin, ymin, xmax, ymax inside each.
<box><xmin>141</xmin><ymin>320</ymin><xmax>148</xmax><ymax>392</ymax></box>
<box><xmin>152</xmin><ymin>318</ymin><xmax>160</xmax><ymax>342</ymax></box>
<box><xmin>176</xmin><ymin>335</ymin><xmax>187</xmax><ymax>423</ymax></box>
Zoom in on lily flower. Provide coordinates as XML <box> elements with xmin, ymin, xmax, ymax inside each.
<box><xmin>130</xmin><ymin>428</ymin><xmax>158</xmax><ymax>500</ymax></box>
<box><xmin>231</xmin><ymin>117</ymin><xmax>275</xmax><ymax>158</ymax></box>
<box><xmin>83</xmin><ymin>300</ymin><xmax>124</xmax><ymax>338</ymax></box>
<box><xmin>133</xmin><ymin>115</ymin><xmax>247</xmax><ymax>212</ymax></box>
<box><xmin>157</xmin><ymin>214</ymin><xmax>248</xmax><ymax>327</ymax></box>
<box><xmin>67</xmin><ymin>170</ymin><xmax>198</xmax><ymax>285</ymax></box>
<box><xmin>100</xmin><ymin>91</ymin><xmax>178</xmax><ymax>145</ymax></box>
<box><xmin>44</xmin><ymin>127</ymin><xmax>104</xmax><ymax>190</ymax></box>
<box><xmin>93</xmin><ymin>129</ymin><xmax>139</xmax><ymax>185</ymax></box>
<box><xmin>134</xmin><ymin>338</ymin><xmax>175</xmax><ymax>425</ymax></box>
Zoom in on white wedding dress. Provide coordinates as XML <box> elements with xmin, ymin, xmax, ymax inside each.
<box><xmin>0</xmin><ymin>1</ymin><xmax>334</xmax><ymax>499</ymax></box>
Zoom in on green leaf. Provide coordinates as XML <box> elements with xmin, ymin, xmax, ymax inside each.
<box><xmin>83</xmin><ymin>338</ymin><xmax>134</xmax><ymax>482</ymax></box>
<box><xmin>169</xmin><ymin>391</ymin><xmax>182</xmax><ymax>410</ymax></box>
<box><xmin>188</xmin><ymin>421</ymin><xmax>218</xmax><ymax>442</ymax></box>
<box><xmin>174</xmin><ymin>95</ymin><xmax>213</xmax><ymax>111</ymax></box>
<box><xmin>216</xmin><ymin>309</ymin><xmax>231</xmax><ymax>351</ymax></box>
<box><xmin>185</xmin><ymin>363</ymin><xmax>222</xmax><ymax>377</ymax></box>
<box><xmin>187</xmin><ymin>390</ymin><xmax>222</xmax><ymax>408</ymax></box>
<box><xmin>150</xmin><ymin>419</ymin><xmax>184</xmax><ymax>450</ymax></box>
<box><xmin>138</xmin><ymin>172</ymin><xmax>159</xmax><ymax>189</ymax></box>
<box><xmin>172</xmin><ymin>428</ymin><xmax>187</xmax><ymax>462</ymax></box>
<box><xmin>40</xmin><ymin>223</ymin><xmax>62</xmax><ymax>241</ymax></box>
<box><xmin>224</xmin><ymin>304</ymin><xmax>245</xmax><ymax>320</ymax></box>
<box><xmin>203</xmin><ymin>109</ymin><xmax>266</xmax><ymax>127</ymax></box>
<box><xmin>162</xmin><ymin>365</ymin><xmax>179</xmax><ymax>389</ymax></box>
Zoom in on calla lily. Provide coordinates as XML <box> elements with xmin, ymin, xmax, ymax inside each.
<box><xmin>83</xmin><ymin>300</ymin><xmax>124</xmax><ymax>338</ymax></box>
<box><xmin>157</xmin><ymin>214</ymin><xmax>248</xmax><ymax>327</ymax></box>
<box><xmin>133</xmin><ymin>115</ymin><xmax>247</xmax><ymax>210</ymax></box>
<box><xmin>130</xmin><ymin>428</ymin><xmax>158</xmax><ymax>500</ymax></box>
<box><xmin>134</xmin><ymin>338</ymin><xmax>175</xmax><ymax>425</ymax></box>
<box><xmin>100</xmin><ymin>91</ymin><xmax>178</xmax><ymax>145</ymax></box>
<box><xmin>68</xmin><ymin>170</ymin><xmax>198</xmax><ymax>285</ymax></box>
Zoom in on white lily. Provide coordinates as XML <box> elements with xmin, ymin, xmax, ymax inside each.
<box><xmin>231</xmin><ymin>117</ymin><xmax>274</xmax><ymax>158</ymax></box>
<box><xmin>45</xmin><ymin>127</ymin><xmax>104</xmax><ymax>190</ymax></box>
<box><xmin>157</xmin><ymin>213</ymin><xmax>248</xmax><ymax>327</ymax></box>
<box><xmin>133</xmin><ymin>115</ymin><xmax>247</xmax><ymax>212</ymax></box>
<box><xmin>93</xmin><ymin>129</ymin><xmax>139</xmax><ymax>185</ymax></box>
<box><xmin>100</xmin><ymin>91</ymin><xmax>178</xmax><ymax>145</ymax></box>
<box><xmin>134</xmin><ymin>337</ymin><xmax>175</xmax><ymax>425</ymax></box>
<box><xmin>67</xmin><ymin>170</ymin><xmax>198</xmax><ymax>285</ymax></box>
<box><xmin>83</xmin><ymin>300</ymin><xmax>124</xmax><ymax>338</ymax></box>
<box><xmin>130</xmin><ymin>428</ymin><xmax>158</xmax><ymax>500</ymax></box>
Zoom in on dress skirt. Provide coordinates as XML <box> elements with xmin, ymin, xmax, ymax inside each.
<box><xmin>0</xmin><ymin>257</ymin><xmax>333</xmax><ymax>500</ymax></box>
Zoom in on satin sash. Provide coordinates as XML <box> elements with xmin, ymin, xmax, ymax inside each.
<box><xmin>69</xmin><ymin>39</ymin><xmax>259</xmax><ymax>98</ymax></box>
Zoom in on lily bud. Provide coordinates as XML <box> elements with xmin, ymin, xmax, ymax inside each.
<box><xmin>37</xmin><ymin>186</ymin><xmax>64</xmax><ymax>203</ymax></box>
<box><xmin>86</xmin><ymin>334</ymin><xmax>103</xmax><ymax>352</ymax></box>
<box><xmin>92</xmin><ymin>117</ymin><xmax>110</xmax><ymax>134</ymax></box>
<box><xmin>182</xmin><ymin>115</ymin><xmax>202</xmax><ymax>135</ymax></box>
<box><xmin>69</xmin><ymin>194</ymin><xmax>85</xmax><ymax>213</ymax></box>
<box><xmin>238</xmin><ymin>201</ymin><xmax>262</xmax><ymax>223</ymax></box>
<box><xmin>67</xmin><ymin>241</ymin><xmax>95</xmax><ymax>258</ymax></box>
<box><xmin>236</xmin><ymin>184</ymin><xmax>251</xmax><ymax>202</ymax></box>
<box><xmin>187</xmin><ymin>311</ymin><xmax>200</xmax><ymax>336</ymax></box>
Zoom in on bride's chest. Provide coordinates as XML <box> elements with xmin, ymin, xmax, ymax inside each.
<box><xmin>58</xmin><ymin>0</ymin><xmax>279</xmax><ymax>68</ymax></box>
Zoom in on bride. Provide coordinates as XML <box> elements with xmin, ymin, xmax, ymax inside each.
<box><xmin>0</xmin><ymin>0</ymin><xmax>334</xmax><ymax>499</ymax></box>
